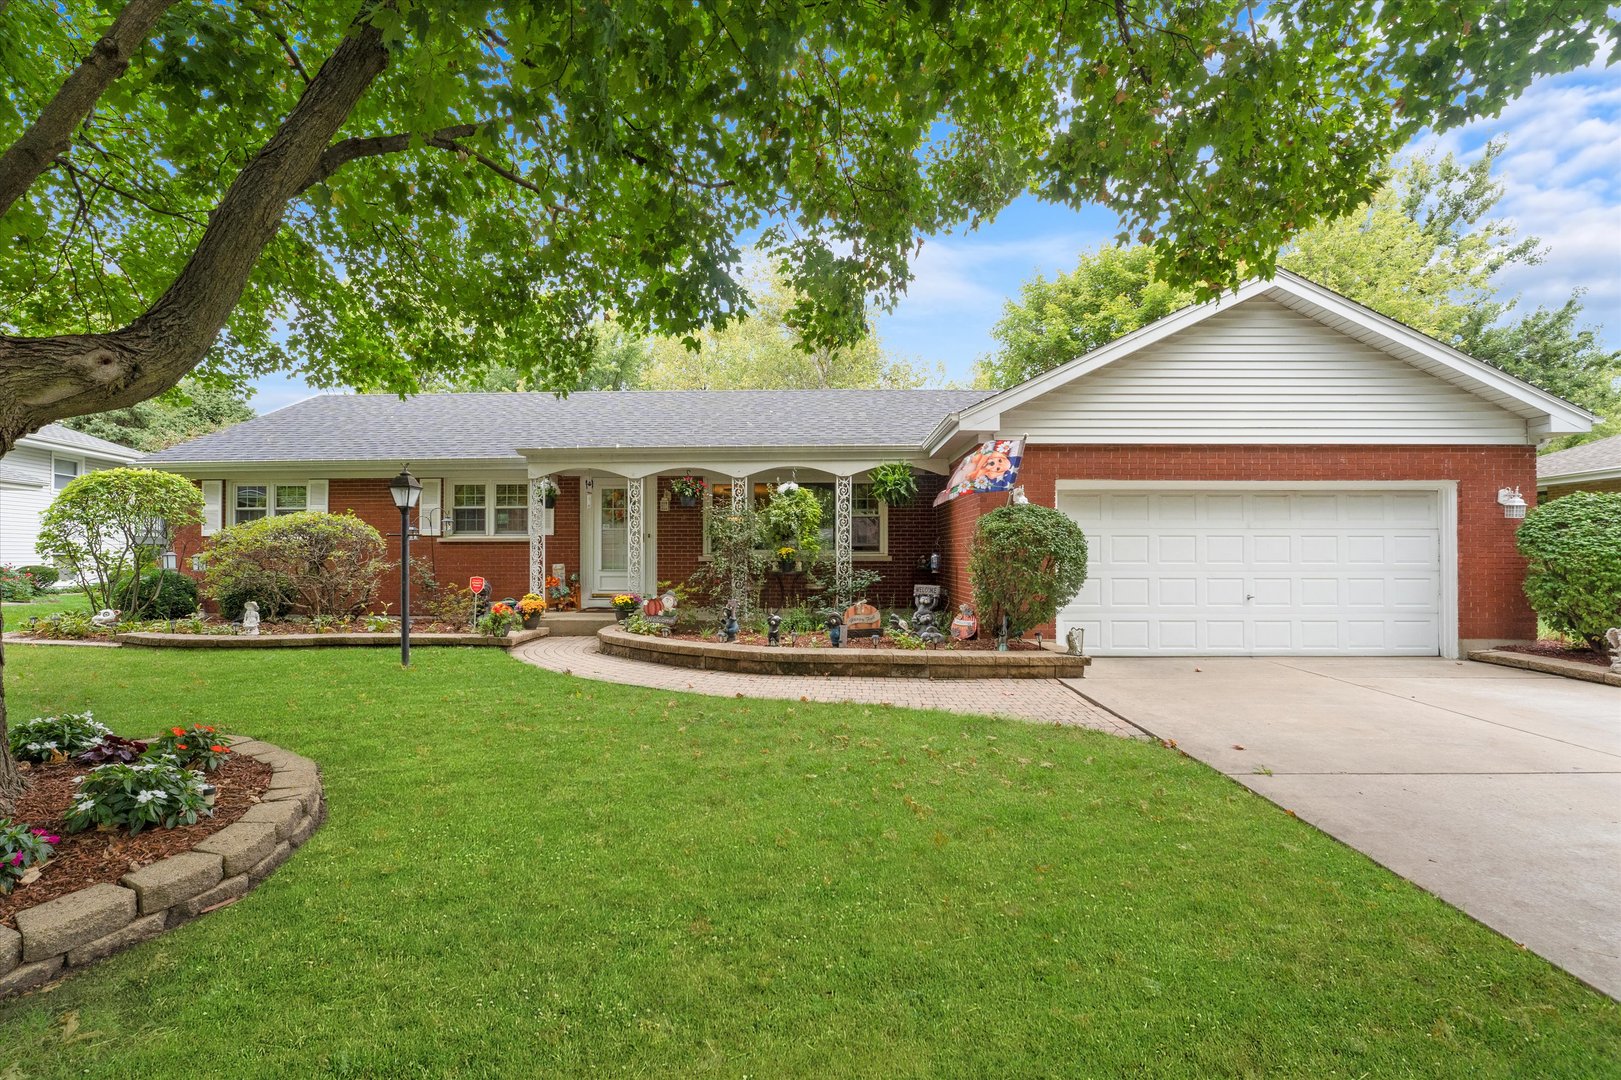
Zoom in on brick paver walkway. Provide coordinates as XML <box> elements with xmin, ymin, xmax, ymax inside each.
<box><xmin>512</xmin><ymin>636</ymin><xmax>1141</xmax><ymax>737</ymax></box>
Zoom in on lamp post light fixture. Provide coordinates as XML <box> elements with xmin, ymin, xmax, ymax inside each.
<box><xmin>389</xmin><ymin>466</ymin><xmax>423</xmax><ymax>667</ymax></box>
<box><xmin>160</xmin><ymin>550</ymin><xmax>178</xmax><ymax>572</ymax></box>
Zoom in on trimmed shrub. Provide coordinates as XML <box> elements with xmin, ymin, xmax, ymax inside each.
<box><xmin>113</xmin><ymin>569</ymin><xmax>200</xmax><ymax>619</ymax></box>
<box><xmin>1516</xmin><ymin>491</ymin><xmax>1621</xmax><ymax>650</ymax></box>
<box><xmin>968</xmin><ymin>503</ymin><xmax>1089</xmax><ymax>638</ymax></box>
<box><xmin>0</xmin><ymin>564</ymin><xmax>41</xmax><ymax>601</ymax></box>
<box><xmin>205</xmin><ymin>511</ymin><xmax>387</xmax><ymax>617</ymax></box>
<box><xmin>20</xmin><ymin>564</ymin><xmax>60</xmax><ymax>588</ymax></box>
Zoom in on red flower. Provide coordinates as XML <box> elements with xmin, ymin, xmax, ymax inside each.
<box><xmin>210</xmin><ymin>745</ymin><xmax>227</xmax><ymax>753</ymax></box>
<box><xmin>177</xmin><ymin>743</ymin><xmax>188</xmax><ymax>750</ymax></box>
<box><xmin>171</xmin><ymin>727</ymin><xmax>186</xmax><ymax>736</ymax></box>
<box><xmin>202</xmin><ymin>725</ymin><xmax>215</xmax><ymax>733</ymax></box>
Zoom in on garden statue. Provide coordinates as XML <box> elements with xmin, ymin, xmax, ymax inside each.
<box><xmin>766</xmin><ymin>611</ymin><xmax>783</xmax><ymax>646</ymax></box>
<box><xmin>717</xmin><ymin>603</ymin><xmax>739</xmax><ymax>643</ymax></box>
<box><xmin>950</xmin><ymin>604</ymin><xmax>978</xmax><ymax>641</ymax></box>
<box><xmin>1066</xmin><ymin>626</ymin><xmax>1086</xmax><ymax>656</ymax></box>
<box><xmin>844</xmin><ymin>600</ymin><xmax>881</xmax><ymax>640</ymax></box>
<box><xmin>242</xmin><ymin>601</ymin><xmax>261</xmax><ymax>636</ymax></box>
<box><xmin>90</xmin><ymin>609</ymin><xmax>119</xmax><ymax>628</ymax></box>
<box><xmin>824</xmin><ymin>611</ymin><xmax>844</xmax><ymax>648</ymax></box>
<box><xmin>1607</xmin><ymin>627</ymin><xmax>1621</xmax><ymax>674</ymax></box>
<box><xmin>1009</xmin><ymin>486</ymin><xmax>1029</xmax><ymax>505</ymax></box>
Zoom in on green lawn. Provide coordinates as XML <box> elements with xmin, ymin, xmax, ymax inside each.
<box><xmin>0</xmin><ymin>646</ymin><xmax>1615</xmax><ymax>1078</ymax></box>
<box><xmin>1</xmin><ymin>591</ymin><xmax>92</xmax><ymax>626</ymax></box>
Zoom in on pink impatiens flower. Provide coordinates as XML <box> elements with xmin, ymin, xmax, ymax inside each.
<box><xmin>9</xmin><ymin>852</ymin><xmax>21</xmax><ymax>866</ymax></box>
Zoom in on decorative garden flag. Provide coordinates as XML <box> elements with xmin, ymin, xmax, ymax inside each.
<box><xmin>933</xmin><ymin>438</ymin><xmax>1025</xmax><ymax>506</ymax></box>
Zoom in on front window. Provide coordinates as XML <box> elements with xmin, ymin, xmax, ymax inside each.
<box><xmin>453</xmin><ymin>484</ymin><xmax>487</xmax><ymax>534</ymax></box>
<box><xmin>493</xmin><ymin>483</ymin><xmax>529</xmax><ymax>536</ymax></box>
<box><xmin>52</xmin><ymin>456</ymin><xmax>80</xmax><ymax>491</ymax></box>
<box><xmin>234</xmin><ymin>483</ymin><xmax>306</xmax><ymax>524</ymax></box>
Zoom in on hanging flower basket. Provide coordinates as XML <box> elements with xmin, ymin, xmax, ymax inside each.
<box><xmin>536</xmin><ymin>478</ymin><xmax>559</xmax><ymax>508</ymax></box>
<box><xmin>669</xmin><ymin>474</ymin><xmax>707</xmax><ymax>508</ymax></box>
<box><xmin>869</xmin><ymin>462</ymin><xmax>918</xmax><ymax>508</ymax></box>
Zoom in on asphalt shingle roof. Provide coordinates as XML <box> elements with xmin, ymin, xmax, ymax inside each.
<box><xmin>141</xmin><ymin>390</ymin><xmax>994</xmax><ymax>465</ymax></box>
<box><xmin>1536</xmin><ymin>434</ymin><xmax>1621</xmax><ymax>481</ymax></box>
<box><xmin>22</xmin><ymin>423</ymin><xmax>142</xmax><ymax>459</ymax></box>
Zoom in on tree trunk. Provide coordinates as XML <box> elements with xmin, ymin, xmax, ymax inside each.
<box><xmin>0</xmin><ymin>0</ymin><xmax>180</xmax><ymax>219</ymax></box>
<box><xmin>0</xmin><ymin>15</ymin><xmax>391</xmax><ymax>446</ymax></box>
<box><xmin>0</xmin><ymin>426</ymin><xmax>24</xmax><ymax>813</ymax></box>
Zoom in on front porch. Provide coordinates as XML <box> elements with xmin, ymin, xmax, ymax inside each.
<box><xmin>518</xmin><ymin>449</ymin><xmax>951</xmax><ymax>613</ymax></box>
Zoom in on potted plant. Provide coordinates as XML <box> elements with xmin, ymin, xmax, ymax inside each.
<box><xmin>536</xmin><ymin>477</ymin><xmax>559</xmax><ymax>508</ymax></box>
<box><xmin>611</xmin><ymin>593</ymin><xmax>641</xmax><ymax>619</ymax></box>
<box><xmin>775</xmin><ymin>546</ymin><xmax>798</xmax><ymax>572</ymax></box>
<box><xmin>477</xmin><ymin>602</ymin><xmax>520</xmax><ymax>638</ymax></box>
<box><xmin>869</xmin><ymin>462</ymin><xmax>918</xmax><ymax>508</ymax></box>
<box><xmin>517</xmin><ymin>593</ymin><xmax>547</xmax><ymax>629</ymax></box>
<box><xmin>669</xmin><ymin>474</ymin><xmax>707</xmax><ymax>508</ymax></box>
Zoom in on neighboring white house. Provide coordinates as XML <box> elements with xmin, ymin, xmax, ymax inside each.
<box><xmin>0</xmin><ymin>424</ymin><xmax>143</xmax><ymax>567</ymax></box>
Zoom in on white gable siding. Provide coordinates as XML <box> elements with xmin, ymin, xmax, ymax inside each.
<box><xmin>0</xmin><ymin>446</ymin><xmax>131</xmax><ymax>565</ymax></box>
<box><xmin>998</xmin><ymin>298</ymin><xmax>1530</xmax><ymax>445</ymax></box>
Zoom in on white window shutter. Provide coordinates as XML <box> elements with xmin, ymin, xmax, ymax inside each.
<box><xmin>201</xmin><ymin>481</ymin><xmax>223</xmax><ymax>536</ymax></box>
<box><xmin>418</xmin><ymin>478</ymin><xmax>442</xmax><ymax>536</ymax></box>
<box><xmin>307</xmin><ymin>479</ymin><xmax>329</xmax><ymax>513</ymax></box>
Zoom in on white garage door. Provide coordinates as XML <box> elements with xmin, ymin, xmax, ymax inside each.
<box><xmin>1057</xmin><ymin>489</ymin><xmax>1442</xmax><ymax>656</ymax></box>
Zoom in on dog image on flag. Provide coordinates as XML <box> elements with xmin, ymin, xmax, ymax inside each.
<box><xmin>933</xmin><ymin>438</ymin><xmax>1025</xmax><ymax>506</ymax></box>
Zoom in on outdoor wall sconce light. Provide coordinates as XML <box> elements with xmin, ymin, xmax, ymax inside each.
<box><xmin>1497</xmin><ymin>487</ymin><xmax>1528</xmax><ymax>520</ymax></box>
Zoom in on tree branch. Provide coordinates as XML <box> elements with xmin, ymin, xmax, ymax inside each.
<box><xmin>0</xmin><ymin>0</ymin><xmax>178</xmax><ymax>218</ymax></box>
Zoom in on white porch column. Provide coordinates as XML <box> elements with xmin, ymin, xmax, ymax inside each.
<box><xmin>834</xmin><ymin>474</ymin><xmax>853</xmax><ymax>605</ymax></box>
<box><xmin>626</xmin><ymin>475</ymin><xmax>645</xmax><ymax>596</ymax></box>
<box><xmin>528</xmin><ymin>475</ymin><xmax>551</xmax><ymax>596</ymax></box>
<box><xmin>730</xmin><ymin>474</ymin><xmax>750</xmax><ymax>618</ymax></box>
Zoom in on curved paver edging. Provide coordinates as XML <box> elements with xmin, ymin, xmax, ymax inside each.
<box><xmin>0</xmin><ymin>736</ymin><xmax>326</xmax><ymax>997</ymax></box>
<box><xmin>1469</xmin><ymin>649</ymin><xmax>1621</xmax><ymax>686</ymax></box>
<box><xmin>114</xmin><ymin>628</ymin><xmax>548</xmax><ymax>650</ymax></box>
<box><xmin>597</xmin><ymin>625</ymin><xmax>1091</xmax><ymax>679</ymax></box>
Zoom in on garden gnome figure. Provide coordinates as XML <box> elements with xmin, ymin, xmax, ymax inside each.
<box><xmin>718</xmin><ymin>603</ymin><xmax>740</xmax><ymax>643</ymax></box>
<box><xmin>824</xmin><ymin>611</ymin><xmax>844</xmax><ymax>647</ymax></box>
<box><xmin>766</xmin><ymin>611</ymin><xmax>783</xmax><ymax>647</ymax></box>
<box><xmin>1606</xmin><ymin>627</ymin><xmax>1621</xmax><ymax>674</ymax></box>
<box><xmin>242</xmin><ymin>601</ymin><xmax>261</xmax><ymax>636</ymax></box>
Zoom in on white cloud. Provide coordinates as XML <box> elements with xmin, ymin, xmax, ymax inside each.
<box><xmin>885</xmin><ymin>227</ymin><xmax>1110</xmax><ymax>318</ymax></box>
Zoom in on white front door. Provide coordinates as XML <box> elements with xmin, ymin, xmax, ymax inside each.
<box><xmin>1057</xmin><ymin>489</ymin><xmax>1442</xmax><ymax>656</ymax></box>
<box><xmin>590</xmin><ymin>481</ymin><xmax>630</xmax><ymax>599</ymax></box>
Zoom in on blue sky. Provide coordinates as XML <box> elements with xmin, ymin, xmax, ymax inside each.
<box><xmin>247</xmin><ymin>55</ymin><xmax>1621</xmax><ymax>411</ymax></box>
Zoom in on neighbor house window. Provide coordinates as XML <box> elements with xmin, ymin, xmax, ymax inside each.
<box><xmin>52</xmin><ymin>456</ymin><xmax>80</xmax><ymax>491</ymax></box>
<box><xmin>233</xmin><ymin>483</ymin><xmax>307</xmax><ymax>524</ymax></box>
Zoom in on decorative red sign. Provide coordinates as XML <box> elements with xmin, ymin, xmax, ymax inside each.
<box><xmin>468</xmin><ymin>576</ymin><xmax>487</xmax><ymax>594</ymax></box>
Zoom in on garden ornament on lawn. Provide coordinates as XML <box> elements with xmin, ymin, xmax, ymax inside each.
<box><xmin>717</xmin><ymin>603</ymin><xmax>740</xmax><ymax>643</ymax></box>
<box><xmin>766</xmin><ymin>611</ymin><xmax>783</xmax><ymax>647</ymax></box>
<box><xmin>241</xmin><ymin>601</ymin><xmax>260</xmax><ymax>636</ymax></box>
<box><xmin>1009</xmin><ymin>486</ymin><xmax>1029</xmax><ymax>505</ymax></box>
<box><xmin>913</xmin><ymin>608</ymin><xmax>946</xmax><ymax>646</ymax></box>
<box><xmin>950</xmin><ymin>604</ymin><xmax>978</xmax><ymax>641</ymax></box>
<box><xmin>843</xmin><ymin>600</ymin><xmax>882</xmax><ymax>641</ymax></box>
<box><xmin>1066</xmin><ymin>627</ymin><xmax>1086</xmax><ymax>657</ymax></box>
<box><xmin>824</xmin><ymin>611</ymin><xmax>844</xmax><ymax>648</ymax></box>
<box><xmin>1607</xmin><ymin>628</ymin><xmax>1621</xmax><ymax>674</ymax></box>
<box><xmin>90</xmin><ymin>609</ymin><xmax>119</xmax><ymax>628</ymax></box>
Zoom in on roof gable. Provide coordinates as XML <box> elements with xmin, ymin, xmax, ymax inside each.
<box><xmin>930</xmin><ymin>271</ymin><xmax>1595</xmax><ymax>452</ymax></box>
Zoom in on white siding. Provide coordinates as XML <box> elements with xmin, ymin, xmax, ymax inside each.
<box><xmin>0</xmin><ymin>446</ymin><xmax>129</xmax><ymax>565</ymax></box>
<box><xmin>1000</xmin><ymin>298</ymin><xmax>1530</xmax><ymax>444</ymax></box>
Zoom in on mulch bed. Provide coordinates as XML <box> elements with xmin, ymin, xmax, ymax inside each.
<box><xmin>664</xmin><ymin>629</ymin><xmax>1044</xmax><ymax>651</ymax></box>
<box><xmin>1499</xmin><ymin>640</ymin><xmax>1611</xmax><ymax>668</ymax></box>
<box><xmin>1</xmin><ymin>754</ymin><xmax>273</xmax><ymax>928</ymax></box>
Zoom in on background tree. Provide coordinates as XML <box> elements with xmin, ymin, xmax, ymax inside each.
<box><xmin>60</xmin><ymin>379</ymin><xmax>254</xmax><ymax>451</ymax></box>
<box><xmin>0</xmin><ymin>1</ymin><xmax>1613</xmax><ymax>808</ymax></box>
<box><xmin>976</xmin><ymin>144</ymin><xmax>1621</xmax><ymax>442</ymax></box>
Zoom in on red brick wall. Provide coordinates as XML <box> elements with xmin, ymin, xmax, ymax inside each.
<box><xmin>934</xmin><ymin>444</ymin><xmax>1539</xmax><ymax>645</ymax></box>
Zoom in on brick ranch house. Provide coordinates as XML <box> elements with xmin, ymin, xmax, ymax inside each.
<box><xmin>145</xmin><ymin>271</ymin><xmax>1594</xmax><ymax>657</ymax></box>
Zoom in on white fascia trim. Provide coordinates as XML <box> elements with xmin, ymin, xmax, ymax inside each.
<box><xmin>148</xmin><ymin>458</ymin><xmax>528</xmax><ymax>476</ymax></box>
<box><xmin>1052</xmin><ymin>478</ymin><xmax>1461</xmax><ymax>659</ymax></box>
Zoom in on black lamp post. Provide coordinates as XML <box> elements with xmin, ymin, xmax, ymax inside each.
<box><xmin>389</xmin><ymin>466</ymin><xmax>422</xmax><ymax>667</ymax></box>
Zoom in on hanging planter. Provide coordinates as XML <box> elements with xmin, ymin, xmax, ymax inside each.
<box><xmin>536</xmin><ymin>478</ymin><xmax>559</xmax><ymax>508</ymax></box>
<box><xmin>869</xmin><ymin>462</ymin><xmax>918</xmax><ymax>508</ymax></box>
<box><xmin>669</xmin><ymin>474</ymin><xmax>707</xmax><ymax>508</ymax></box>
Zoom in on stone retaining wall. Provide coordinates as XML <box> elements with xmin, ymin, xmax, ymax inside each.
<box><xmin>1469</xmin><ymin>650</ymin><xmax>1621</xmax><ymax>686</ymax></box>
<box><xmin>0</xmin><ymin>737</ymin><xmax>325</xmax><ymax>997</ymax></box>
<box><xmin>597</xmin><ymin>626</ymin><xmax>1092</xmax><ymax>679</ymax></box>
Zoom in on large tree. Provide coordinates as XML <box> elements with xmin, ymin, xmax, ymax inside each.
<box><xmin>0</xmin><ymin>1</ymin><xmax>1613</xmax><ymax>805</ymax></box>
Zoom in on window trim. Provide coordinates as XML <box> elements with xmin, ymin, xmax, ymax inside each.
<box><xmin>230</xmin><ymin>481</ymin><xmax>308</xmax><ymax>525</ymax></box>
<box><xmin>699</xmin><ymin>476</ymin><xmax>889</xmax><ymax>561</ymax></box>
<box><xmin>442</xmin><ymin>479</ymin><xmax>553</xmax><ymax>541</ymax></box>
<box><xmin>51</xmin><ymin>454</ymin><xmax>82</xmax><ymax>492</ymax></box>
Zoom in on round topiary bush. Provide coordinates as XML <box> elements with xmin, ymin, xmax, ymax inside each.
<box><xmin>968</xmin><ymin>503</ymin><xmax>1089</xmax><ymax>638</ymax></box>
<box><xmin>113</xmin><ymin>569</ymin><xmax>200</xmax><ymax>619</ymax></box>
<box><xmin>1515</xmin><ymin>490</ymin><xmax>1621</xmax><ymax>650</ymax></box>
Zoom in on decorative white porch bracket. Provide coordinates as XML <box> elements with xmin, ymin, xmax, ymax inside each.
<box><xmin>730</xmin><ymin>475</ymin><xmax>750</xmax><ymax>619</ymax></box>
<box><xmin>626</xmin><ymin>475</ymin><xmax>645</xmax><ymax>596</ymax></box>
<box><xmin>528</xmin><ymin>475</ymin><xmax>551</xmax><ymax>596</ymax></box>
<box><xmin>834</xmin><ymin>474</ymin><xmax>853</xmax><ymax>604</ymax></box>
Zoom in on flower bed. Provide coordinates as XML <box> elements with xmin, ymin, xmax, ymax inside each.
<box><xmin>8</xmin><ymin>615</ymin><xmax>549</xmax><ymax>649</ymax></box>
<box><xmin>597</xmin><ymin>625</ymin><xmax>1090</xmax><ymax>679</ymax></box>
<box><xmin>1</xmin><ymin>736</ymin><xmax>324</xmax><ymax>996</ymax></box>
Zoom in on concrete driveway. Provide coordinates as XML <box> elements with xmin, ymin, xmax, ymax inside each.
<box><xmin>1074</xmin><ymin>657</ymin><xmax>1621</xmax><ymax>998</ymax></box>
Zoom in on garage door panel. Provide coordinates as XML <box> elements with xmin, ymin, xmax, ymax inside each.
<box><xmin>1058</xmin><ymin>489</ymin><xmax>1441</xmax><ymax>656</ymax></box>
